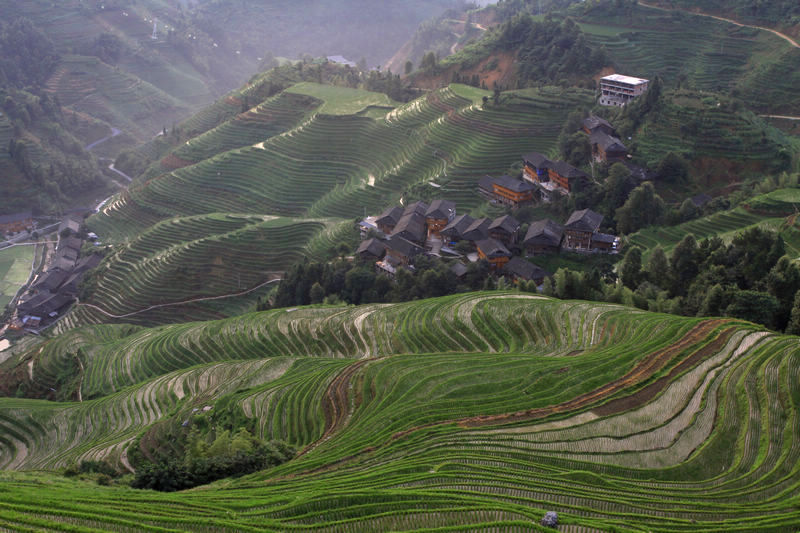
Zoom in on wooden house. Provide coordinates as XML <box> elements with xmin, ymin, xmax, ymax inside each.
<box><xmin>478</xmin><ymin>175</ymin><xmax>495</xmax><ymax>200</ymax></box>
<box><xmin>0</xmin><ymin>211</ymin><xmax>33</xmax><ymax>233</ymax></box>
<box><xmin>357</xmin><ymin>238</ymin><xmax>387</xmax><ymax>261</ymax></box>
<box><xmin>582</xmin><ymin>116</ymin><xmax>615</xmax><ymax>136</ymax></box>
<box><xmin>384</xmin><ymin>235</ymin><xmax>423</xmax><ymax>266</ymax></box>
<box><xmin>564</xmin><ymin>209</ymin><xmax>603</xmax><ymax>251</ymax></box>
<box><xmin>375</xmin><ymin>206</ymin><xmax>403</xmax><ymax>235</ymax></box>
<box><xmin>461</xmin><ymin>218</ymin><xmax>491</xmax><ymax>243</ymax></box>
<box><xmin>592</xmin><ymin>232</ymin><xmax>617</xmax><ymax>253</ymax></box>
<box><xmin>488</xmin><ymin>215</ymin><xmax>521</xmax><ymax>245</ymax></box>
<box><xmin>490</xmin><ymin>175</ymin><xmax>535</xmax><ymax>207</ymax></box>
<box><xmin>425</xmin><ymin>200</ymin><xmax>456</xmax><ymax>237</ymax></box>
<box><xmin>523</xmin><ymin>219</ymin><xmax>564</xmax><ymax>255</ymax></box>
<box><xmin>589</xmin><ymin>131</ymin><xmax>628</xmax><ymax>163</ymax></box>
<box><xmin>503</xmin><ymin>257</ymin><xmax>551</xmax><ymax>286</ymax></box>
<box><xmin>59</xmin><ymin>215</ymin><xmax>82</xmax><ymax>236</ymax></box>
<box><xmin>476</xmin><ymin>238</ymin><xmax>512</xmax><ymax>271</ymax></box>
<box><xmin>441</xmin><ymin>214</ymin><xmax>475</xmax><ymax>244</ymax></box>
<box><xmin>392</xmin><ymin>211</ymin><xmax>427</xmax><ymax>245</ymax></box>
<box><xmin>522</xmin><ymin>152</ymin><xmax>553</xmax><ymax>185</ymax></box>
<box><xmin>549</xmin><ymin>162</ymin><xmax>590</xmax><ymax>193</ymax></box>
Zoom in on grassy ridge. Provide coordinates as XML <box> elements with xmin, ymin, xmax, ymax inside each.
<box><xmin>0</xmin><ymin>293</ymin><xmax>798</xmax><ymax>531</ymax></box>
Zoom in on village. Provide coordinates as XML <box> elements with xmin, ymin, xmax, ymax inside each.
<box><xmin>1</xmin><ymin>211</ymin><xmax>101</xmax><ymax>333</ymax></box>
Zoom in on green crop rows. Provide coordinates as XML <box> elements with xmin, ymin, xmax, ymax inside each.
<box><xmin>1</xmin><ymin>293</ymin><xmax>798</xmax><ymax>531</ymax></box>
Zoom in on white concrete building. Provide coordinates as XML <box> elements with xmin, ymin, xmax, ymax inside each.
<box><xmin>599</xmin><ymin>74</ymin><xmax>649</xmax><ymax>107</ymax></box>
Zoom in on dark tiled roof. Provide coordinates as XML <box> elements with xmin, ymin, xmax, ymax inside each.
<box><xmin>691</xmin><ymin>193</ymin><xmax>712</xmax><ymax>207</ymax></box>
<box><xmin>450</xmin><ymin>262</ymin><xmax>468</xmax><ymax>277</ymax></box>
<box><xmin>524</xmin><ymin>219</ymin><xmax>564</xmax><ymax>247</ymax></box>
<box><xmin>393</xmin><ymin>212</ymin><xmax>427</xmax><ymax>243</ymax></box>
<box><xmin>376</xmin><ymin>206</ymin><xmax>403</xmax><ymax>226</ymax></box>
<box><xmin>462</xmin><ymin>218</ymin><xmax>491</xmax><ymax>241</ymax></box>
<box><xmin>503</xmin><ymin>257</ymin><xmax>551</xmax><ymax>282</ymax></box>
<box><xmin>425</xmin><ymin>199</ymin><xmax>456</xmax><ymax>220</ymax></box>
<box><xmin>476</xmin><ymin>238</ymin><xmax>511</xmax><ymax>259</ymax></box>
<box><xmin>59</xmin><ymin>216</ymin><xmax>81</xmax><ymax>235</ymax></box>
<box><xmin>493</xmin><ymin>175</ymin><xmax>535</xmax><ymax>193</ymax></box>
<box><xmin>478</xmin><ymin>175</ymin><xmax>495</xmax><ymax>192</ymax></box>
<box><xmin>489</xmin><ymin>214</ymin><xmax>520</xmax><ymax>235</ymax></box>
<box><xmin>441</xmin><ymin>214</ymin><xmax>474</xmax><ymax>238</ymax></box>
<box><xmin>552</xmin><ymin>161</ymin><xmax>589</xmax><ymax>180</ymax></box>
<box><xmin>53</xmin><ymin>256</ymin><xmax>76</xmax><ymax>272</ymax></box>
<box><xmin>565</xmin><ymin>209</ymin><xmax>603</xmax><ymax>232</ymax></box>
<box><xmin>56</xmin><ymin>246</ymin><xmax>79</xmax><ymax>262</ymax></box>
<box><xmin>357</xmin><ymin>238</ymin><xmax>387</xmax><ymax>258</ymax></box>
<box><xmin>622</xmin><ymin>161</ymin><xmax>655</xmax><ymax>182</ymax></box>
<box><xmin>583</xmin><ymin>115</ymin><xmax>613</xmax><ymax>132</ymax></box>
<box><xmin>60</xmin><ymin>236</ymin><xmax>83</xmax><ymax>252</ymax></box>
<box><xmin>522</xmin><ymin>152</ymin><xmax>552</xmax><ymax>169</ymax></box>
<box><xmin>74</xmin><ymin>254</ymin><xmax>102</xmax><ymax>274</ymax></box>
<box><xmin>385</xmin><ymin>235</ymin><xmax>423</xmax><ymax>258</ymax></box>
<box><xmin>590</xmin><ymin>131</ymin><xmax>627</xmax><ymax>152</ymax></box>
<box><xmin>403</xmin><ymin>201</ymin><xmax>429</xmax><ymax>216</ymax></box>
<box><xmin>32</xmin><ymin>270</ymin><xmax>70</xmax><ymax>293</ymax></box>
<box><xmin>592</xmin><ymin>232</ymin><xmax>617</xmax><ymax>244</ymax></box>
<box><xmin>0</xmin><ymin>211</ymin><xmax>32</xmax><ymax>224</ymax></box>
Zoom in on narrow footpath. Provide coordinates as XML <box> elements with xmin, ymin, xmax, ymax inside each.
<box><xmin>638</xmin><ymin>1</ymin><xmax>800</xmax><ymax>49</ymax></box>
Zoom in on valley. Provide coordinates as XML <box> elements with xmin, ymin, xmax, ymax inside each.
<box><xmin>0</xmin><ymin>0</ymin><xmax>800</xmax><ymax>531</ymax></box>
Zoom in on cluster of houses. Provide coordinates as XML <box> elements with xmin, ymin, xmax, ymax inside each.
<box><xmin>358</xmin><ymin>195</ymin><xmax>619</xmax><ymax>288</ymax></box>
<box><xmin>11</xmin><ymin>215</ymin><xmax>101</xmax><ymax>330</ymax></box>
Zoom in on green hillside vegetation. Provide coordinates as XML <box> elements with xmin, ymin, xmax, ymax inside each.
<box><xmin>52</xmin><ymin>82</ymin><xmax>591</xmax><ymax>330</ymax></box>
<box><xmin>644</xmin><ymin>0</ymin><xmax>800</xmax><ymax>35</ymax></box>
<box><xmin>0</xmin><ymin>293</ymin><xmax>799</xmax><ymax>530</ymax></box>
<box><xmin>575</xmin><ymin>1</ymin><xmax>800</xmax><ymax>115</ymax></box>
<box><xmin>57</xmin><ymin>215</ymin><xmax>347</xmax><ymax>330</ymax></box>
<box><xmin>0</xmin><ymin>245</ymin><xmax>34</xmax><ymax>309</ymax></box>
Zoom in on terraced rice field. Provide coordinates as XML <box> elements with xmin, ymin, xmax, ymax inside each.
<box><xmin>629</xmin><ymin>192</ymin><xmax>800</xmax><ymax>258</ymax></box>
<box><xmin>0</xmin><ymin>245</ymin><xmax>35</xmax><ymax>308</ymax></box>
<box><xmin>74</xmin><ymin>83</ymin><xmax>589</xmax><ymax>330</ymax></box>
<box><xmin>579</xmin><ymin>4</ymin><xmax>800</xmax><ymax>114</ymax></box>
<box><xmin>1</xmin><ymin>293</ymin><xmax>799</xmax><ymax>531</ymax></box>
<box><xmin>58</xmin><ymin>215</ymin><xmax>336</xmax><ymax>329</ymax></box>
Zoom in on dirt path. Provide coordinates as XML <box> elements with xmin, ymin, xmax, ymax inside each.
<box><xmin>760</xmin><ymin>114</ymin><xmax>800</xmax><ymax>121</ymax></box>
<box><xmin>77</xmin><ymin>277</ymin><xmax>281</xmax><ymax>319</ymax></box>
<box><xmin>298</xmin><ymin>359</ymin><xmax>370</xmax><ymax>457</ymax></box>
<box><xmin>639</xmin><ymin>1</ymin><xmax>800</xmax><ymax>49</ymax></box>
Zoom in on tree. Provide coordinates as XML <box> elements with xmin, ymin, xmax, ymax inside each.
<box><xmin>620</xmin><ymin>247</ymin><xmax>643</xmax><ymax>289</ymax></box>
<box><xmin>615</xmin><ymin>182</ymin><xmax>665</xmax><ymax>234</ymax></box>
<box><xmin>670</xmin><ymin>234</ymin><xmax>699</xmax><ymax>296</ymax></box>
<box><xmin>404</xmin><ymin>60</ymin><xmax>413</xmax><ymax>75</ymax></box>
<box><xmin>725</xmin><ymin>290</ymin><xmax>778</xmax><ymax>328</ymax></box>
<box><xmin>560</xmin><ymin>132</ymin><xmax>591</xmax><ymax>167</ymax></box>
<box><xmin>309</xmin><ymin>282</ymin><xmax>324</xmax><ymax>304</ymax></box>
<box><xmin>678</xmin><ymin>198</ymin><xmax>699</xmax><ymax>222</ymax></box>
<box><xmin>698</xmin><ymin>283</ymin><xmax>727</xmax><ymax>317</ymax></box>
<box><xmin>786</xmin><ymin>289</ymin><xmax>800</xmax><ymax>334</ymax></box>
<box><xmin>656</xmin><ymin>152</ymin><xmax>689</xmax><ymax>183</ymax></box>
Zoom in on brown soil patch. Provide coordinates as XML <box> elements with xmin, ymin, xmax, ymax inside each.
<box><xmin>225</xmin><ymin>95</ymin><xmax>243</xmax><ymax>106</ymax></box>
<box><xmin>593</xmin><ymin>66</ymin><xmax>616</xmax><ymax>81</ymax></box>
<box><xmin>297</xmin><ymin>359</ymin><xmax>370</xmax><ymax>457</ymax></box>
<box><xmin>160</xmin><ymin>153</ymin><xmax>195</xmax><ymax>171</ymax></box>
<box><xmin>457</xmin><ymin>320</ymin><xmax>728</xmax><ymax>428</ymax></box>
<box><xmin>592</xmin><ymin>326</ymin><xmax>736</xmax><ymax>416</ymax></box>
<box><xmin>413</xmin><ymin>51</ymin><xmax>516</xmax><ymax>91</ymax></box>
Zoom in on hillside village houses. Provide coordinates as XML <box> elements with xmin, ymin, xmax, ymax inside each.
<box><xmin>598</xmin><ymin>74</ymin><xmax>650</xmax><ymax>107</ymax></box>
<box><xmin>359</xmin><ymin>191</ymin><xmax>619</xmax><ymax>287</ymax></box>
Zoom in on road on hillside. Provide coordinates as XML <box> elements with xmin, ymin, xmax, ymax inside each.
<box><xmin>638</xmin><ymin>1</ymin><xmax>800</xmax><ymax>49</ymax></box>
<box><xmin>85</xmin><ymin>127</ymin><xmax>122</xmax><ymax>151</ymax></box>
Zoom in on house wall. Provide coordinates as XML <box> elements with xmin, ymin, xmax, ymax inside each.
<box><xmin>564</xmin><ymin>229</ymin><xmax>593</xmax><ymax>250</ymax></box>
<box><xmin>492</xmin><ymin>185</ymin><xmax>532</xmax><ymax>207</ymax></box>
<box><xmin>525</xmin><ymin>242</ymin><xmax>559</xmax><ymax>255</ymax></box>
<box><xmin>426</xmin><ymin>217</ymin><xmax>449</xmax><ymax>237</ymax></box>
<box><xmin>547</xmin><ymin>170</ymin><xmax>571</xmax><ymax>192</ymax></box>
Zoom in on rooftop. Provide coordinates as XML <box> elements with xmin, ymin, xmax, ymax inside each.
<box><xmin>476</xmin><ymin>238</ymin><xmax>511</xmax><ymax>259</ymax></box>
<box><xmin>565</xmin><ymin>209</ymin><xmax>604</xmax><ymax>233</ymax></box>
<box><xmin>493</xmin><ymin>174</ymin><xmax>535</xmax><ymax>193</ymax></box>
<box><xmin>601</xmin><ymin>74</ymin><xmax>649</xmax><ymax>85</ymax></box>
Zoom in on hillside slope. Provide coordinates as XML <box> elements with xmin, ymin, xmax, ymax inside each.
<box><xmin>1</xmin><ymin>293</ymin><xmax>798</xmax><ymax>531</ymax></box>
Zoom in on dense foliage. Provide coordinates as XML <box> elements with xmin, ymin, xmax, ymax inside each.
<box><xmin>263</xmin><ymin>256</ymin><xmax>502</xmax><ymax>310</ymax></box>
<box><xmin>131</xmin><ymin>400</ymin><xmax>294</xmax><ymax>492</ymax></box>
<box><xmin>0</xmin><ymin>18</ymin><xmax>59</xmax><ymax>89</ymax></box>
<box><xmin>547</xmin><ymin>227</ymin><xmax>800</xmax><ymax>332</ymax></box>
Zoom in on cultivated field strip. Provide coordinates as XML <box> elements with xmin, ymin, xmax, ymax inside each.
<box><xmin>2</xmin><ymin>293</ymin><xmax>799</xmax><ymax>531</ymax></box>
